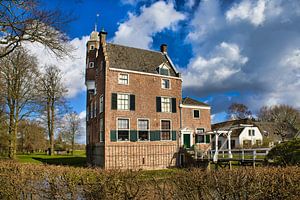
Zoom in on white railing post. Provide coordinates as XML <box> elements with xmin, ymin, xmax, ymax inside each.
<box><xmin>213</xmin><ymin>133</ymin><xmax>219</xmax><ymax>162</ymax></box>
<box><xmin>242</xmin><ymin>149</ymin><xmax>245</xmax><ymax>160</ymax></box>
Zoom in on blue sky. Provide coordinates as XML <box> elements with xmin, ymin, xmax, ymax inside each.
<box><xmin>27</xmin><ymin>0</ymin><xmax>300</xmax><ymax>141</ymax></box>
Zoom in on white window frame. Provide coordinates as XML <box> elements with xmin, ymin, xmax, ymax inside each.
<box><xmin>161</xmin><ymin>79</ymin><xmax>171</xmax><ymax>89</ymax></box>
<box><xmin>137</xmin><ymin>118</ymin><xmax>150</xmax><ymax>141</ymax></box>
<box><xmin>160</xmin><ymin>119</ymin><xmax>172</xmax><ymax>141</ymax></box>
<box><xmin>248</xmin><ymin>129</ymin><xmax>255</xmax><ymax>136</ymax></box>
<box><xmin>195</xmin><ymin>128</ymin><xmax>206</xmax><ymax>144</ymax></box>
<box><xmin>193</xmin><ymin>109</ymin><xmax>200</xmax><ymax>119</ymax></box>
<box><xmin>94</xmin><ymin>101</ymin><xmax>97</xmax><ymax>118</ymax></box>
<box><xmin>89</xmin><ymin>62</ymin><xmax>94</xmax><ymax>68</ymax></box>
<box><xmin>161</xmin><ymin>97</ymin><xmax>171</xmax><ymax>113</ymax></box>
<box><xmin>159</xmin><ymin>65</ymin><xmax>170</xmax><ymax>76</ymax></box>
<box><xmin>117</xmin><ymin>93</ymin><xmax>130</xmax><ymax>110</ymax></box>
<box><xmin>117</xmin><ymin>118</ymin><xmax>130</xmax><ymax>142</ymax></box>
<box><xmin>118</xmin><ymin>73</ymin><xmax>129</xmax><ymax>85</ymax></box>
<box><xmin>99</xmin><ymin>95</ymin><xmax>104</xmax><ymax>113</ymax></box>
<box><xmin>99</xmin><ymin>118</ymin><xmax>104</xmax><ymax>142</ymax></box>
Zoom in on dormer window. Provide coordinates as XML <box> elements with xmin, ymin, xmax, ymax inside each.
<box><xmin>159</xmin><ymin>64</ymin><xmax>170</xmax><ymax>76</ymax></box>
<box><xmin>89</xmin><ymin>62</ymin><xmax>94</xmax><ymax>68</ymax></box>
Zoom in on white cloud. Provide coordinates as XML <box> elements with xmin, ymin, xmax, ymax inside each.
<box><xmin>185</xmin><ymin>0</ymin><xmax>196</xmax><ymax>9</ymax></box>
<box><xmin>184</xmin><ymin>0</ymin><xmax>300</xmax><ymax>114</ymax></box>
<box><xmin>113</xmin><ymin>1</ymin><xmax>185</xmax><ymax>49</ymax></box>
<box><xmin>183</xmin><ymin>42</ymin><xmax>248</xmax><ymax>89</ymax></box>
<box><xmin>226</xmin><ymin>0</ymin><xmax>266</xmax><ymax>26</ymax></box>
<box><xmin>25</xmin><ymin>36</ymin><xmax>89</xmax><ymax>98</ymax></box>
<box><xmin>187</xmin><ymin>0</ymin><xmax>224</xmax><ymax>45</ymax></box>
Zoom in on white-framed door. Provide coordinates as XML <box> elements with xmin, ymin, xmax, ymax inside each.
<box><xmin>181</xmin><ymin>129</ymin><xmax>193</xmax><ymax>148</ymax></box>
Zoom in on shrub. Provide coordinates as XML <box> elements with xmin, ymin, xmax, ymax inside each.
<box><xmin>267</xmin><ymin>139</ymin><xmax>300</xmax><ymax>166</ymax></box>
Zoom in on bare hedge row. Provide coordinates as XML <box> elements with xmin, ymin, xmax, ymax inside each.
<box><xmin>0</xmin><ymin>161</ymin><xmax>300</xmax><ymax>200</ymax></box>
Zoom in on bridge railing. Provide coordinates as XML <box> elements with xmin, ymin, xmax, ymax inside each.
<box><xmin>209</xmin><ymin>148</ymin><xmax>271</xmax><ymax>161</ymax></box>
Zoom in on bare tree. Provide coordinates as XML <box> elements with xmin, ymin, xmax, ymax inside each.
<box><xmin>0</xmin><ymin>0</ymin><xmax>72</xmax><ymax>58</ymax></box>
<box><xmin>258</xmin><ymin>105</ymin><xmax>300</xmax><ymax>140</ymax></box>
<box><xmin>38</xmin><ymin>65</ymin><xmax>67</xmax><ymax>155</ymax></box>
<box><xmin>18</xmin><ymin>119</ymin><xmax>47</xmax><ymax>153</ymax></box>
<box><xmin>63</xmin><ymin>111</ymin><xmax>81</xmax><ymax>155</ymax></box>
<box><xmin>0</xmin><ymin>47</ymin><xmax>40</xmax><ymax>158</ymax></box>
<box><xmin>227</xmin><ymin>103</ymin><xmax>252</xmax><ymax>120</ymax></box>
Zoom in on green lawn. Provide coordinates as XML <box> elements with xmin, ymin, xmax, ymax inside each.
<box><xmin>16</xmin><ymin>150</ymin><xmax>86</xmax><ymax>167</ymax></box>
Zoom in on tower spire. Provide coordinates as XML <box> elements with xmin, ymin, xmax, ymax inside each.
<box><xmin>95</xmin><ymin>13</ymin><xmax>99</xmax><ymax>32</ymax></box>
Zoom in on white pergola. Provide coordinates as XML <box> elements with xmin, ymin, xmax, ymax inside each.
<box><xmin>207</xmin><ymin>124</ymin><xmax>254</xmax><ymax>162</ymax></box>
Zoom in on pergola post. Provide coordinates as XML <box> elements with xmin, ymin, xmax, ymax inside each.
<box><xmin>213</xmin><ymin>132</ymin><xmax>219</xmax><ymax>162</ymax></box>
<box><xmin>228</xmin><ymin>133</ymin><xmax>232</xmax><ymax>158</ymax></box>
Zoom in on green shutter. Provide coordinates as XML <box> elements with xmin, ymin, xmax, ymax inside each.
<box><xmin>172</xmin><ymin>98</ymin><xmax>176</xmax><ymax>113</ymax></box>
<box><xmin>111</xmin><ymin>93</ymin><xmax>117</xmax><ymax>110</ymax></box>
<box><xmin>150</xmin><ymin>131</ymin><xmax>160</xmax><ymax>141</ymax></box>
<box><xmin>130</xmin><ymin>130</ymin><xmax>137</xmax><ymax>142</ymax></box>
<box><xmin>156</xmin><ymin>97</ymin><xmax>161</xmax><ymax>112</ymax></box>
<box><xmin>172</xmin><ymin>131</ymin><xmax>177</xmax><ymax>141</ymax></box>
<box><xmin>205</xmin><ymin>135</ymin><xmax>210</xmax><ymax>143</ymax></box>
<box><xmin>130</xmin><ymin>95</ymin><xmax>135</xmax><ymax>111</ymax></box>
<box><xmin>110</xmin><ymin>130</ymin><xmax>117</xmax><ymax>142</ymax></box>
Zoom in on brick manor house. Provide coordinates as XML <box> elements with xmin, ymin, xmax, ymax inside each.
<box><xmin>85</xmin><ymin>30</ymin><xmax>211</xmax><ymax>169</ymax></box>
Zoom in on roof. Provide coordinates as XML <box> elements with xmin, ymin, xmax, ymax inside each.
<box><xmin>106</xmin><ymin>43</ymin><xmax>178</xmax><ymax>77</ymax></box>
<box><xmin>212</xmin><ymin>118</ymin><xmax>257</xmax><ymax>132</ymax></box>
<box><xmin>182</xmin><ymin>97</ymin><xmax>210</xmax><ymax>107</ymax></box>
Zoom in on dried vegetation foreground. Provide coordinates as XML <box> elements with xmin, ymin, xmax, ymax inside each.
<box><xmin>0</xmin><ymin>161</ymin><xmax>299</xmax><ymax>200</ymax></box>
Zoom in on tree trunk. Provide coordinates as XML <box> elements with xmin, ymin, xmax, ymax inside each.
<box><xmin>46</xmin><ymin>100</ymin><xmax>52</xmax><ymax>155</ymax></box>
<box><xmin>8</xmin><ymin>106</ymin><xmax>15</xmax><ymax>159</ymax></box>
<box><xmin>72</xmin><ymin>134</ymin><xmax>74</xmax><ymax>156</ymax></box>
<box><xmin>50</xmin><ymin>100</ymin><xmax>55</xmax><ymax>156</ymax></box>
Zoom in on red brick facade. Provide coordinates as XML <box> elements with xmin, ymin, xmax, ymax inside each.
<box><xmin>85</xmin><ymin>31</ymin><xmax>211</xmax><ymax>169</ymax></box>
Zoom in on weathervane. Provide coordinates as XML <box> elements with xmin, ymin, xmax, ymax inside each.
<box><xmin>95</xmin><ymin>13</ymin><xmax>99</xmax><ymax>32</ymax></box>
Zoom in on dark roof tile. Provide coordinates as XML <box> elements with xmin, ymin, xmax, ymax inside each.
<box><xmin>182</xmin><ymin>97</ymin><xmax>210</xmax><ymax>107</ymax></box>
<box><xmin>106</xmin><ymin>43</ymin><xmax>178</xmax><ymax>77</ymax></box>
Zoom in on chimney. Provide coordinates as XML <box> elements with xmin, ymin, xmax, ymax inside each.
<box><xmin>160</xmin><ymin>44</ymin><xmax>167</xmax><ymax>54</ymax></box>
<box><xmin>99</xmin><ymin>28</ymin><xmax>107</xmax><ymax>45</ymax></box>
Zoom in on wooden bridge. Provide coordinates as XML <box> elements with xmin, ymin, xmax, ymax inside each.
<box><xmin>191</xmin><ymin>148</ymin><xmax>271</xmax><ymax>169</ymax></box>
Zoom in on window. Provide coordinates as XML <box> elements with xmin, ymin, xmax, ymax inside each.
<box><xmin>89</xmin><ymin>62</ymin><xmax>94</xmax><ymax>68</ymax></box>
<box><xmin>94</xmin><ymin>101</ymin><xmax>97</xmax><ymax>118</ymax></box>
<box><xmin>161</xmin><ymin>79</ymin><xmax>170</xmax><ymax>89</ymax></box>
<box><xmin>90</xmin><ymin>102</ymin><xmax>93</xmax><ymax>118</ymax></box>
<box><xmin>193</xmin><ymin>110</ymin><xmax>200</xmax><ymax>118</ymax></box>
<box><xmin>90</xmin><ymin>45</ymin><xmax>94</xmax><ymax>50</ymax></box>
<box><xmin>117</xmin><ymin>94</ymin><xmax>129</xmax><ymax>110</ymax></box>
<box><xmin>248</xmin><ymin>129</ymin><xmax>255</xmax><ymax>136</ymax></box>
<box><xmin>161</xmin><ymin>120</ymin><xmax>171</xmax><ymax>140</ymax></box>
<box><xmin>118</xmin><ymin>73</ymin><xmax>129</xmax><ymax>85</ymax></box>
<box><xmin>99</xmin><ymin>95</ymin><xmax>104</xmax><ymax>113</ymax></box>
<box><xmin>117</xmin><ymin>118</ymin><xmax>129</xmax><ymax>141</ymax></box>
<box><xmin>195</xmin><ymin>128</ymin><xmax>208</xmax><ymax>143</ymax></box>
<box><xmin>100</xmin><ymin>118</ymin><xmax>104</xmax><ymax>142</ymax></box>
<box><xmin>159</xmin><ymin>65</ymin><xmax>170</xmax><ymax>76</ymax></box>
<box><xmin>138</xmin><ymin>119</ymin><xmax>149</xmax><ymax>141</ymax></box>
<box><xmin>161</xmin><ymin>97</ymin><xmax>171</xmax><ymax>112</ymax></box>
<box><xmin>112</xmin><ymin>93</ymin><xmax>135</xmax><ymax>111</ymax></box>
